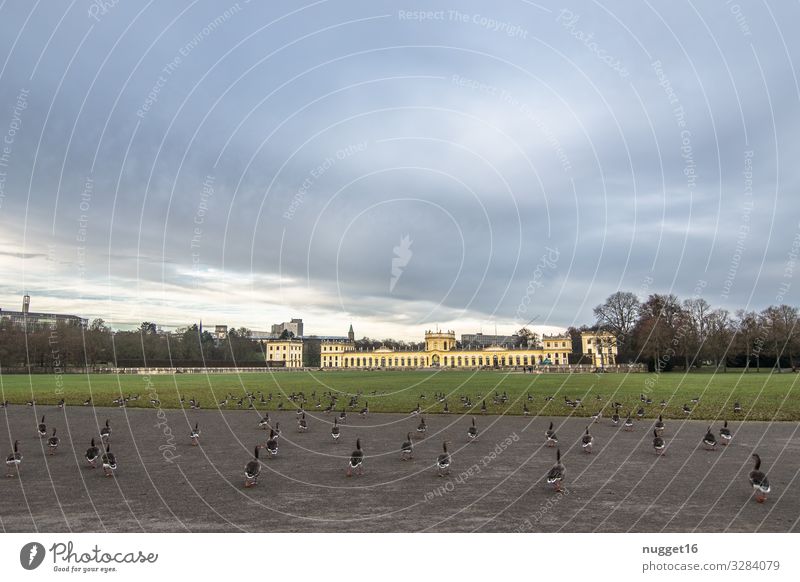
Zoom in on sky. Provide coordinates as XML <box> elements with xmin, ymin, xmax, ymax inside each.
<box><xmin>0</xmin><ymin>0</ymin><xmax>798</xmax><ymax>341</ymax></box>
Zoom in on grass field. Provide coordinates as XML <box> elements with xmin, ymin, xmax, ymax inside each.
<box><xmin>1</xmin><ymin>369</ymin><xmax>799</xmax><ymax>420</ymax></box>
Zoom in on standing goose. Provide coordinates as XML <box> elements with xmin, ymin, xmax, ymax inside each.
<box><xmin>339</xmin><ymin>409</ymin><xmax>347</xmax><ymax>424</ymax></box>
<box><xmin>636</xmin><ymin>406</ymin><xmax>645</xmax><ymax>419</ymax></box>
<box><xmin>416</xmin><ymin>416</ymin><xmax>427</xmax><ymax>438</ymax></box>
<box><xmin>5</xmin><ymin>441</ymin><xmax>21</xmax><ymax>477</ymax></box>
<box><xmin>467</xmin><ymin>417</ymin><xmax>478</xmax><ymax>441</ymax></box>
<box><xmin>244</xmin><ymin>446</ymin><xmax>260</xmax><ymax>488</ymax></box>
<box><xmin>100</xmin><ymin>419</ymin><xmax>111</xmax><ymax>443</ymax></box>
<box><xmin>623</xmin><ymin>412</ymin><xmax>634</xmax><ymax>431</ymax></box>
<box><xmin>581</xmin><ymin>426</ymin><xmax>594</xmax><ymax>453</ymax></box>
<box><xmin>652</xmin><ymin>429</ymin><xmax>665</xmax><ymax>455</ymax></box>
<box><xmin>273</xmin><ymin>422</ymin><xmax>282</xmax><ymax>440</ymax></box>
<box><xmin>546</xmin><ymin>448</ymin><xmax>566</xmax><ymax>492</ymax></box>
<box><xmin>297</xmin><ymin>413</ymin><xmax>308</xmax><ymax>433</ymax></box>
<box><xmin>654</xmin><ymin>414</ymin><xmax>665</xmax><ymax>435</ymax></box>
<box><xmin>190</xmin><ymin>423</ymin><xmax>200</xmax><ymax>446</ymax></box>
<box><xmin>258</xmin><ymin>414</ymin><xmax>270</xmax><ymax>430</ymax></box>
<box><xmin>545</xmin><ymin>422</ymin><xmax>558</xmax><ymax>447</ymax></box>
<box><xmin>47</xmin><ymin>428</ymin><xmax>60</xmax><ymax>455</ymax></box>
<box><xmin>400</xmin><ymin>433</ymin><xmax>413</xmax><ymax>460</ymax></box>
<box><xmin>443</xmin><ymin>401</ymin><xmax>450</xmax><ymax>414</ymax></box>
<box><xmin>733</xmin><ymin>401</ymin><xmax>742</xmax><ymax>414</ymax></box>
<box><xmin>264</xmin><ymin>430</ymin><xmax>278</xmax><ymax>458</ymax></box>
<box><xmin>37</xmin><ymin>416</ymin><xmax>47</xmax><ymax>438</ymax></box>
<box><xmin>360</xmin><ymin>401</ymin><xmax>369</xmax><ymax>416</ymax></box>
<box><xmin>436</xmin><ymin>441</ymin><xmax>451</xmax><ymax>477</ymax></box>
<box><xmin>611</xmin><ymin>407</ymin><xmax>620</xmax><ymax>426</ymax></box>
<box><xmin>702</xmin><ymin>426</ymin><xmax>717</xmax><ymax>450</ymax></box>
<box><xmin>101</xmin><ymin>444</ymin><xmax>117</xmax><ymax>477</ymax></box>
<box><xmin>749</xmin><ymin>454</ymin><xmax>770</xmax><ymax>503</ymax></box>
<box><xmin>347</xmin><ymin>438</ymin><xmax>364</xmax><ymax>477</ymax></box>
<box><xmin>523</xmin><ymin>402</ymin><xmax>530</xmax><ymax>416</ymax></box>
<box><xmin>331</xmin><ymin>417</ymin><xmax>341</xmax><ymax>440</ymax></box>
<box><xmin>85</xmin><ymin>438</ymin><xmax>100</xmax><ymax>467</ymax></box>
<box><xmin>719</xmin><ymin>420</ymin><xmax>732</xmax><ymax>445</ymax></box>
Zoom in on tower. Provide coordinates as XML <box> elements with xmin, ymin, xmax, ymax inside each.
<box><xmin>425</xmin><ymin>330</ymin><xmax>456</xmax><ymax>352</ymax></box>
<box><xmin>348</xmin><ymin>324</ymin><xmax>354</xmax><ymax>342</ymax></box>
<box><xmin>22</xmin><ymin>294</ymin><xmax>30</xmax><ymax>314</ymax></box>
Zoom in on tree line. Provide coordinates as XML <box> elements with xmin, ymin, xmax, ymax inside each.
<box><xmin>0</xmin><ymin>320</ymin><xmax>266</xmax><ymax>371</ymax></box>
<box><xmin>580</xmin><ymin>291</ymin><xmax>798</xmax><ymax>372</ymax></box>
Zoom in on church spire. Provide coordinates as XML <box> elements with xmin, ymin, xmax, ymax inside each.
<box><xmin>348</xmin><ymin>323</ymin><xmax>354</xmax><ymax>342</ymax></box>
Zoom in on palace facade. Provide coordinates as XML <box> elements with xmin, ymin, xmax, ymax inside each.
<box><xmin>318</xmin><ymin>329</ymin><xmax>616</xmax><ymax>369</ymax></box>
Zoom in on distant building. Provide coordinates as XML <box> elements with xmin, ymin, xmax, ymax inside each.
<box><xmin>264</xmin><ymin>337</ymin><xmax>304</xmax><ymax>368</ymax></box>
<box><xmin>214</xmin><ymin>325</ymin><xmax>228</xmax><ymax>340</ymax></box>
<box><xmin>460</xmin><ymin>332</ymin><xmax>520</xmax><ymax>349</ymax></box>
<box><xmin>271</xmin><ymin>318</ymin><xmax>303</xmax><ymax>338</ymax></box>
<box><xmin>581</xmin><ymin>331</ymin><xmax>618</xmax><ymax>367</ymax></box>
<box><xmin>320</xmin><ymin>329</ymin><xmax>581</xmax><ymax>369</ymax></box>
<box><xmin>0</xmin><ymin>294</ymin><xmax>87</xmax><ymax>331</ymax></box>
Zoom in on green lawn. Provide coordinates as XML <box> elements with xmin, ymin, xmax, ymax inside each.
<box><xmin>1</xmin><ymin>369</ymin><xmax>799</xmax><ymax>420</ymax></box>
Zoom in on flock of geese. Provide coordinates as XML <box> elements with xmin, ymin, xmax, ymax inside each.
<box><xmin>4</xmin><ymin>396</ymin><xmax>772</xmax><ymax>504</ymax></box>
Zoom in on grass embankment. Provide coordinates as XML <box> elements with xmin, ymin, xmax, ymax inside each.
<box><xmin>1</xmin><ymin>370</ymin><xmax>798</xmax><ymax>420</ymax></box>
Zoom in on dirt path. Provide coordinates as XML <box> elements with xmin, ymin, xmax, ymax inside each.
<box><xmin>1</xmin><ymin>406</ymin><xmax>797</xmax><ymax>532</ymax></box>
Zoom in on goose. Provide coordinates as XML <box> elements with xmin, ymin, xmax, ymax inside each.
<box><xmin>546</xmin><ymin>448</ymin><xmax>565</xmax><ymax>492</ymax></box>
<box><xmin>360</xmin><ymin>402</ymin><xmax>369</xmax><ymax>416</ymax></box>
<box><xmin>654</xmin><ymin>414</ymin><xmax>665</xmax><ymax>435</ymax></box>
<box><xmin>660</xmin><ymin>399</ymin><xmax>667</xmax><ymax>408</ymax></box>
<box><xmin>591</xmin><ymin>410</ymin><xmax>602</xmax><ymax>423</ymax></box>
<box><xmin>702</xmin><ymin>426</ymin><xmax>717</xmax><ymax>450</ymax></box>
<box><xmin>416</xmin><ymin>416</ymin><xmax>427</xmax><ymax>437</ymax></box>
<box><xmin>83</xmin><ymin>398</ymin><xmax>92</xmax><ymax>406</ymax></box>
<box><xmin>636</xmin><ymin>406</ymin><xmax>645</xmax><ymax>419</ymax></box>
<box><xmin>244</xmin><ymin>446</ymin><xmax>260</xmax><ymax>488</ymax></box>
<box><xmin>273</xmin><ymin>422</ymin><xmax>282</xmax><ymax>439</ymax></box>
<box><xmin>481</xmin><ymin>400</ymin><xmax>488</xmax><ymax>414</ymax></box>
<box><xmin>47</xmin><ymin>428</ymin><xmax>60</xmax><ymax>455</ymax></box>
<box><xmin>527</xmin><ymin>393</ymin><xmax>534</xmax><ymax>402</ymax></box>
<box><xmin>545</xmin><ymin>422</ymin><xmax>558</xmax><ymax>446</ymax></box>
<box><xmin>436</xmin><ymin>441</ymin><xmax>451</xmax><ymax>477</ymax></box>
<box><xmin>258</xmin><ymin>414</ymin><xmax>270</xmax><ymax>430</ymax></box>
<box><xmin>347</xmin><ymin>438</ymin><xmax>364</xmax><ymax>477</ymax></box>
<box><xmin>749</xmin><ymin>454</ymin><xmax>770</xmax><ymax>503</ymax></box>
<box><xmin>467</xmin><ymin>417</ymin><xmax>478</xmax><ymax>441</ymax></box>
<box><xmin>523</xmin><ymin>402</ymin><xmax>530</xmax><ymax>416</ymax></box>
<box><xmin>682</xmin><ymin>404</ymin><xmax>692</xmax><ymax>415</ymax></box>
<box><xmin>339</xmin><ymin>409</ymin><xmax>347</xmax><ymax>424</ymax></box>
<box><xmin>652</xmin><ymin>429</ymin><xmax>665</xmax><ymax>455</ymax></box>
<box><xmin>623</xmin><ymin>412</ymin><xmax>634</xmax><ymax>431</ymax></box>
<box><xmin>5</xmin><ymin>441</ymin><xmax>21</xmax><ymax>477</ymax></box>
<box><xmin>57</xmin><ymin>398</ymin><xmax>65</xmax><ymax>409</ymax></box>
<box><xmin>297</xmin><ymin>413</ymin><xmax>308</xmax><ymax>433</ymax></box>
<box><xmin>37</xmin><ymin>416</ymin><xmax>47</xmax><ymax>438</ymax></box>
<box><xmin>581</xmin><ymin>427</ymin><xmax>594</xmax><ymax>453</ymax></box>
<box><xmin>190</xmin><ymin>423</ymin><xmax>200</xmax><ymax>446</ymax></box>
<box><xmin>264</xmin><ymin>430</ymin><xmax>278</xmax><ymax>458</ymax></box>
<box><xmin>296</xmin><ymin>406</ymin><xmax>304</xmax><ymax>418</ymax></box>
<box><xmin>331</xmin><ymin>417</ymin><xmax>341</xmax><ymax>440</ymax></box>
<box><xmin>85</xmin><ymin>438</ymin><xmax>100</xmax><ymax>467</ymax></box>
<box><xmin>734</xmin><ymin>401</ymin><xmax>742</xmax><ymax>414</ymax></box>
<box><xmin>611</xmin><ymin>407</ymin><xmax>620</xmax><ymax>426</ymax></box>
<box><xmin>443</xmin><ymin>401</ymin><xmax>450</xmax><ymax>414</ymax></box>
<box><xmin>720</xmin><ymin>420</ymin><xmax>732</xmax><ymax>445</ymax></box>
<box><xmin>100</xmin><ymin>419</ymin><xmax>111</xmax><ymax>443</ymax></box>
<box><xmin>0</xmin><ymin>400</ymin><xmax>7</xmax><ymax>408</ymax></box>
<box><xmin>400</xmin><ymin>433</ymin><xmax>413</xmax><ymax>460</ymax></box>
<box><xmin>101</xmin><ymin>444</ymin><xmax>117</xmax><ymax>477</ymax></box>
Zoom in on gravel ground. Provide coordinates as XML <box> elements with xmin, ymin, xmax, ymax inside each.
<box><xmin>1</xmin><ymin>405</ymin><xmax>798</xmax><ymax>532</ymax></box>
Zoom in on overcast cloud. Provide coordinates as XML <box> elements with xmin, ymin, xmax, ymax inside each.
<box><xmin>0</xmin><ymin>1</ymin><xmax>798</xmax><ymax>340</ymax></box>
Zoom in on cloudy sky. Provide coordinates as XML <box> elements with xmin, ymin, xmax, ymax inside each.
<box><xmin>0</xmin><ymin>1</ymin><xmax>798</xmax><ymax>340</ymax></box>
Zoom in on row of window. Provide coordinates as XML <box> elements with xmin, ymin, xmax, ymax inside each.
<box><xmin>321</xmin><ymin>353</ymin><xmax>570</xmax><ymax>368</ymax></box>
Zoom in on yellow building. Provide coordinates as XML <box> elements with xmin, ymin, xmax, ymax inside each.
<box><xmin>265</xmin><ymin>338</ymin><xmax>304</xmax><ymax>368</ymax></box>
<box><xmin>321</xmin><ymin>329</ymin><xmax>578</xmax><ymax>369</ymax></box>
<box><xmin>581</xmin><ymin>331</ymin><xmax>618</xmax><ymax>367</ymax></box>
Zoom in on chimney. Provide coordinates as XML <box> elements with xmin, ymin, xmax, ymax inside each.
<box><xmin>22</xmin><ymin>294</ymin><xmax>30</xmax><ymax>314</ymax></box>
